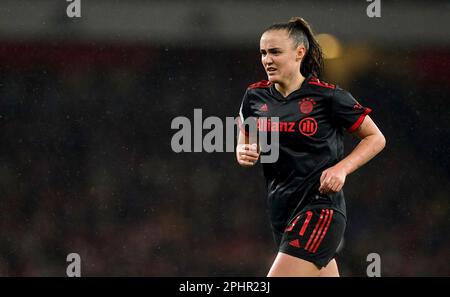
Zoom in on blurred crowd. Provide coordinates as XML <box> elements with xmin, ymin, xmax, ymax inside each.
<box><xmin>0</xmin><ymin>44</ymin><xmax>448</xmax><ymax>276</ymax></box>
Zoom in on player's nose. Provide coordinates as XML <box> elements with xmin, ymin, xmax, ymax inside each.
<box><xmin>263</xmin><ymin>54</ymin><xmax>273</xmax><ymax>64</ymax></box>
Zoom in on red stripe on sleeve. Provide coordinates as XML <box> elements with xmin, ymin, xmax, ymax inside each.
<box><xmin>347</xmin><ymin>108</ymin><xmax>372</xmax><ymax>133</ymax></box>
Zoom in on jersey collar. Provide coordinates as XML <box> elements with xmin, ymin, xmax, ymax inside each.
<box><xmin>270</xmin><ymin>74</ymin><xmax>313</xmax><ymax>101</ymax></box>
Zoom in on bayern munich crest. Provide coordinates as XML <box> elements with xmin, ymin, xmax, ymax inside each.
<box><xmin>299</xmin><ymin>98</ymin><xmax>316</xmax><ymax>114</ymax></box>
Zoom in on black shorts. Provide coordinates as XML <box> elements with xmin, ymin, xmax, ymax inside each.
<box><xmin>273</xmin><ymin>207</ymin><xmax>346</xmax><ymax>269</ymax></box>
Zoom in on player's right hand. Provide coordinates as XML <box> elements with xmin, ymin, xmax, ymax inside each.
<box><xmin>236</xmin><ymin>144</ymin><xmax>260</xmax><ymax>167</ymax></box>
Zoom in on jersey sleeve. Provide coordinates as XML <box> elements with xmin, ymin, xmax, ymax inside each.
<box><xmin>238</xmin><ymin>89</ymin><xmax>254</xmax><ymax>136</ymax></box>
<box><xmin>331</xmin><ymin>88</ymin><xmax>372</xmax><ymax>132</ymax></box>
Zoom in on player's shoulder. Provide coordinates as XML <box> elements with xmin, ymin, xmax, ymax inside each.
<box><xmin>243</xmin><ymin>80</ymin><xmax>272</xmax><ymax>101</ymax></box>
<box><xmin>307</xmin><ymin>76</ymin><xmax>337</xmax><ymax>90</ymax></box>
<box><xmin>247</xmin><ymin>80</ymin><xmax>272</xmax><ymax>90</ymax></box>
<box><xmin>306</xmin><ymin>76</ymin><xmax>347</xmax><ymax>99</ymax></box>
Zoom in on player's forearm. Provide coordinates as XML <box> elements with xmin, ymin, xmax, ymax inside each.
<box><xmin>337</xmin><ymin>133</ymin><xmax>386</xmax><ymax>176</ymax></box>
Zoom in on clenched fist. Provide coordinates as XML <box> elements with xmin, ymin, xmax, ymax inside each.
<box><xmin>236</xmin><ymin>144</ymin><xmax>260</xmax><ymax>167</ymax></box>
<box><xmin>319</xmin><ymin>165</ymin><xmax>347</xmax><ymax>194</ymax></box>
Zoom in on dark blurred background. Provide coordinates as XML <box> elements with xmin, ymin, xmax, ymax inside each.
<box><xmin>0</xmin><ymin>0</ymin><xmax>449</xmax><ymax>276</ymax></box>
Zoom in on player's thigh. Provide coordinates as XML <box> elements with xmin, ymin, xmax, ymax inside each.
<box><xmin>267</xmin><ymin>252</ymin><xmax>321</xmax><ymax>277</ymax></box>
<box><xmin>318</xmin><ymin>258</ymin><xmax>340</xmax><ymax>277</ymax></box>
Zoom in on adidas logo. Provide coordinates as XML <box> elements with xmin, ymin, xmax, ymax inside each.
<box><xmin>289</xmin><ymin>239</ymin><xmax>300</xmax><ymax>248</ymax></box>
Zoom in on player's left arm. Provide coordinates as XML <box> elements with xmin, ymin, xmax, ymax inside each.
<box><xmin>319</xmin><ymin>115</ymin><xmax>386</xmax><ymax>194</ymax></box>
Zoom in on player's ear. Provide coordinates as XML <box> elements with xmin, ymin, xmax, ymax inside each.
<box><xmin>296</xmin><ymin>45</ymin><xmax>306</xmax><ymax>61</ymax></box>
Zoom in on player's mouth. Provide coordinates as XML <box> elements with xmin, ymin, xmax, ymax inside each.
<box><xmin>266</xmin><ymin>67</ymin><xmax>277</xmax><ymax>74</ymax></box>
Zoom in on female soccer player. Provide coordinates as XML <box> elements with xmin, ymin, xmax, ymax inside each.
<box><xmin>236</xmin><ymin>17</ymin><xmax>386</xmax><ymax>277</ymax></box>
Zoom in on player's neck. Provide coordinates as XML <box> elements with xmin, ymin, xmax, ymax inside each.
<box><xmin>275</xmin><ymin>74</ymin><xmax>305</xmax><ymax>98</ymax></box>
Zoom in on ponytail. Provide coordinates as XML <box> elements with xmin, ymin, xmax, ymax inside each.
<box><xmin>264</xmin><ymin>17</ymin><xmax>324</xmax><ymax>78</ymax></box>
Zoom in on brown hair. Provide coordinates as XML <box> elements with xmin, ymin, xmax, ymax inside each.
<box><xmin>264</xmin><ymin>17</ymin><xmax>324</xmax><ymax>78</ymax></box>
